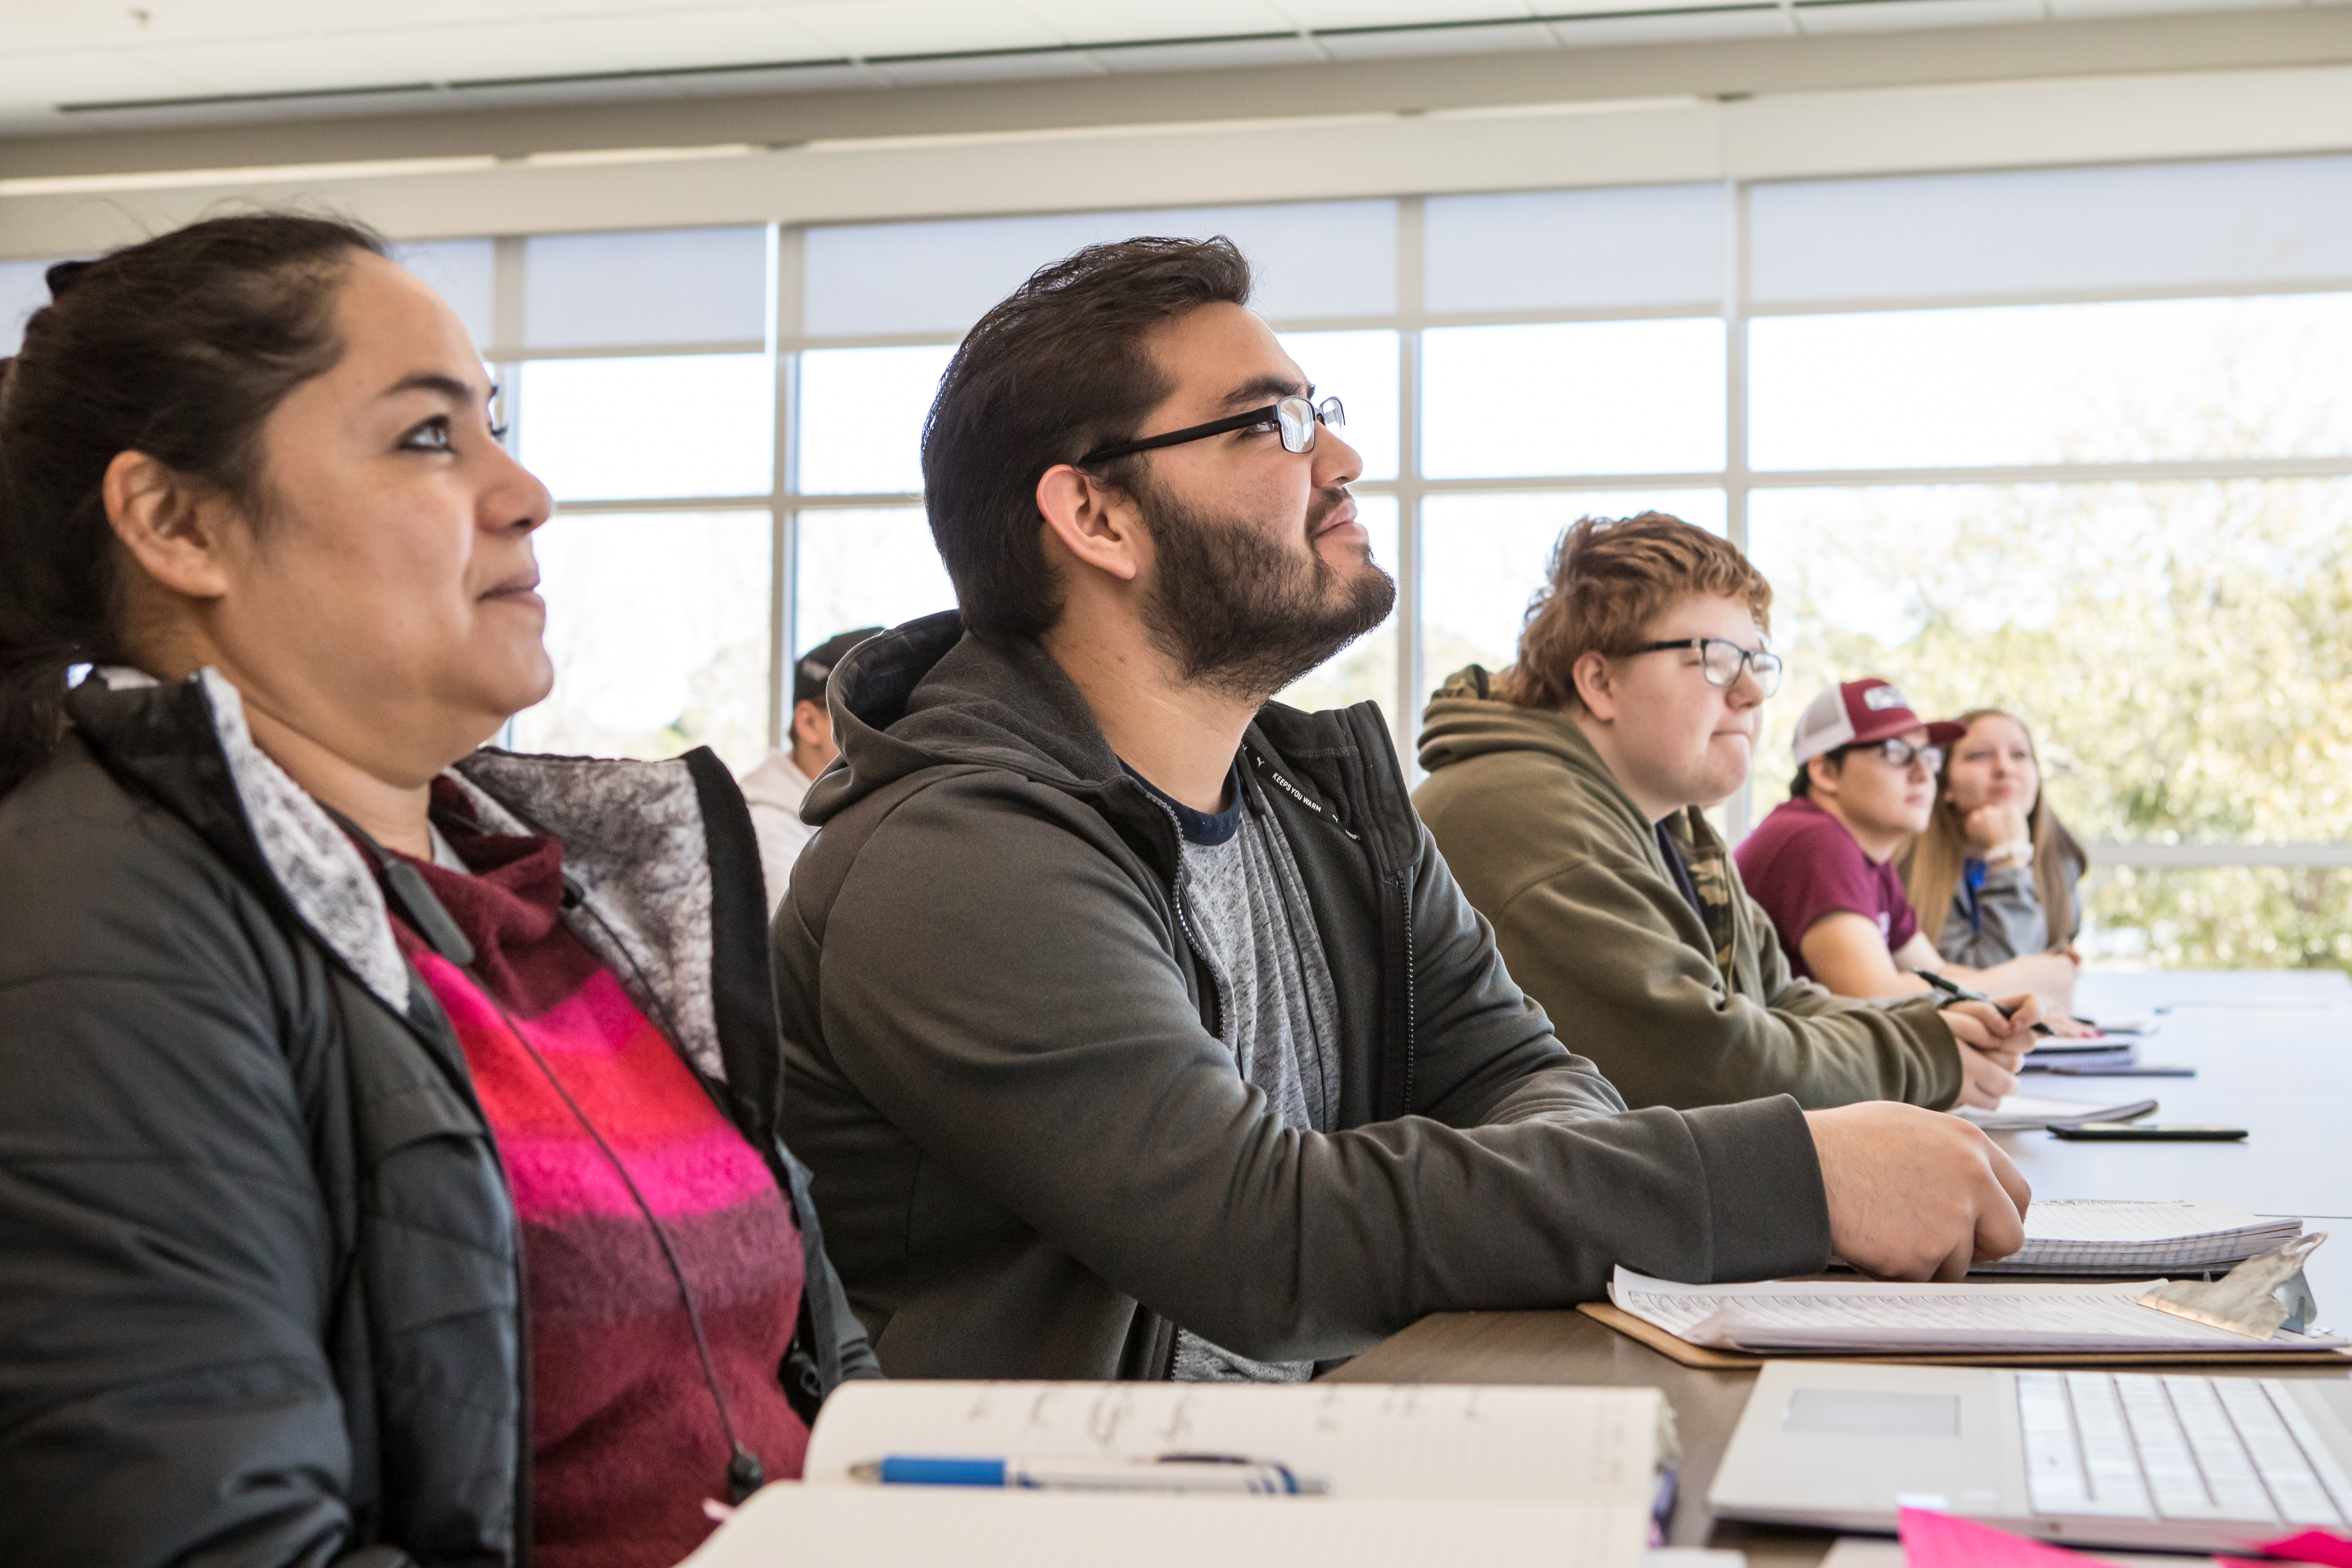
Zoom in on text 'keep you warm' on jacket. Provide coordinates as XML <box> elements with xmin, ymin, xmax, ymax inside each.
<box><xmin>1413</xmin><ymin>666</ymin><xmax>1963</xmax><ymax>1114</ymax></box>
<box><xmin>772</xmin><ymin>612</ymin><xmax>1837</xmax><ymax>1383</ymax></box>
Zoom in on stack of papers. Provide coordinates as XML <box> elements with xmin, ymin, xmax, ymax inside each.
<box><xmin>1971</xmin><ymin>1200</ymin><xmax>2304</xmax><ymax>1276</ymax></box>
<box><xmin>1606</xmin><ymin>1269</ymin><xmax>2347</xmax><ymax>1356</ymax></box>
<box><xmin>1956</xmin><ymin>1093</ymin><xmax>2157</xmax><ymax>1131</ymax></box>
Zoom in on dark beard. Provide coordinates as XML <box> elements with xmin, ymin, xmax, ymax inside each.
<box><xmin>1134</xmin><ymin>479</ymin><xmax>1397</xmax><ymax>704</ymax></box>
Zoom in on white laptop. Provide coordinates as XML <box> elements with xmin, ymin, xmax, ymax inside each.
<box><xmin>1710</xmin><ymin>1361</ymin><xmax>2352</xmax><ymax>1554</ymax></box>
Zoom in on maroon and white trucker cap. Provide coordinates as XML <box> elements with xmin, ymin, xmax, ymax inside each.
<box><xmin>1790</xmin><ymin>678</ymin><xmax>1965</xmax><ymax>764</ymax></box>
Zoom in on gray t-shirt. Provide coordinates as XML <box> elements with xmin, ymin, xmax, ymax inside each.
<box><xmin>1125</xmin><ymin>760</ymin><xmax>1344</xmax><ymax>1384</ymax></box>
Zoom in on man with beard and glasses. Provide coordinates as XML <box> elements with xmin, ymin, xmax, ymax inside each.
<box><xmin>771</xmin><ymin>237</ymin><xmax>2033</xmax><ymax>1383</ymax></box>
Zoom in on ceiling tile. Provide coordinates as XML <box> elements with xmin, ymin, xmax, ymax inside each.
<box><xmin>537</xmin><ymin>7</ymin><xmax>839</xmax><ymax>71</ymax></box>
<box><xmin>264</xmin><ymin>1</ymin><xmax>538</xmax><ymax>28</ymax></box>
<box><xmin>122</xmin><ymin>23</ymin><xmax>632</xmax><ymax>97</ymax></box>
<box><xmin>1007</xmin><ymin>0</ymin><xmax>1297</xmax><ymax>45</ymax></box>
<box><xmin>1548</xmin><ymin>5</ymin><xmax>1797</xmax><ymax>42</ymax></box>
<box><xmin>0</xmin><ymin>0</ymin><xmax>2290</xmax><ymax>132</ymax></box>
<box><xmin>0</xmin><ymin>47</ymin><xmax>222</xmax><ymax>112</ymax></box>
<box><xmin>408</xmin><ymin>72</ymin><xmax>696</xmax><ymax>109</ymax></box>
<box><xmin>510</xmin><ymin>0</ymin><xmax>752</xmax><ymax>13</ymax></box>
<box><xmin>770</xmin><ymin>0</ymin><xmax>1059</xmax><ymax>58</ymax></box>
<box><xmin>1091</xmin><ymin>34</ymin><xmax>1327</xmax><ymax>70</ymax></box>
<box><xmin>7</xmin><ymin>0</ymin><xmax>542</xmax><ymax>51</ymax></box>
<box><xmin>666</xmin><ymin>58</ymin><xmax>879</xmax><ymax>92</ymax></box>
<box><xmin>2046</xmin><ymin>0</ymin><xmax>2285</xmax><ymax>15</ymax></box>
<box><xmin>0</xmin><ymin>0</ymin><xmax>289</xmax><ymax>53</ymax></box>
<box><xmin>1273</xmin><ymin>0</ymin><xmax>1538</xmax><ymax>25</ymax></box>
<box><xmin>870</xmin><ymin>48</ymin><xmax>1105</xmax><ymax>83</ymax></box>
<box><xmin>1314</xmin><ymin>19</ymin><xmax>1554</xmax><ymax>56</ymax></box>
<box><xmin>1792</xmin><ymin>0</ymin><xmax>2046</xmax><ymax>29</ymax></box>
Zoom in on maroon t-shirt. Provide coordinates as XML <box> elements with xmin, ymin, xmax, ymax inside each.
<box><xmin>1734</xmin><ymin>796</ymin><xmax>1919</xmax><ymax>980</ymax></box>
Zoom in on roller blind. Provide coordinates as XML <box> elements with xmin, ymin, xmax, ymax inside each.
<box><xmin>803</xmin><ymin>200</ymin><xmax>1397</xmax><ymax>337</ymax></box>
<box><xmin>524</xmin><ymin>226</ymin><xmax>769</xmax><ymax>349</ymax></box>
<box><xmin>1751</xmin><ymin>155</ymin><xmax>2352</xmax><ymax>306</ymax></box>
<box><xmin>1424</xmin><ymin>184</ymin><xmax>1723</xmax><ymax>313</ymax></box>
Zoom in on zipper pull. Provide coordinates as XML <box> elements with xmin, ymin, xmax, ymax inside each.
<box><xmin>383</xmin><ymin>860</ymin><xmax>476</xmax><ymax>969</ymax></box>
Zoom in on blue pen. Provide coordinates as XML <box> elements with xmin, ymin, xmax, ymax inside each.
<box><xmin>848</xmin><ymin>1454</ymin><xmax>1322</xmax><ymax>1494</ymax></box>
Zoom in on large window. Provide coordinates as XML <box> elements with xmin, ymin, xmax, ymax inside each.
<box><xmin>430</xmin><ymin>153</ymin><xmax>2352</xmax><ymax>971</ymax></box>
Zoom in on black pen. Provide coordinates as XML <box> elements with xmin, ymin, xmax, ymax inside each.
<box><xmin>1917</xmin><ymin>968</ymin><xmax>2056</xmax><ymax>1035</ymax></box>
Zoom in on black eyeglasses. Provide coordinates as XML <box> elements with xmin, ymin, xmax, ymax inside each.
<box><xmin>1854</xmin><ymin>737</ymin><xmax>1944</xmax><ymax>773</ymax></box>
<box><xmin>1625</xmin><ymin>637</ymin><xmax>1784</xmax><ymax>697</ymax></box>
<box><xmin>1079</xmin><ymin>394</ymin><xmax>1344</xmax><ymax>467</ymax></box>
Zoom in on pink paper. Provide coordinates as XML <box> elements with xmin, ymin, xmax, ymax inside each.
<box><xmin>2259</xmin><ymin>1531</ymin><xmax>2352</xmax><ymax>1568</ymax></box>
<box><xmin>1898</xmin><ymin>1508</ymin><xmax>2112</xmax><ymax>1567</ymax></box>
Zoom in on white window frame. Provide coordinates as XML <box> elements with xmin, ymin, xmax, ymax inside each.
<box><xmin>490</xmin><ymin>172</ymin><xmax>2352</xmax><ymax>871</ymax></box>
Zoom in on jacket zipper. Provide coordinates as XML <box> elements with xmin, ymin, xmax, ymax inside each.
<box><xmin>1319</xmin><ymin>720</ymin><xmax>1416</xmax><ymax>1120</ymax></box>
<box><xmin>389</xmin><ymin>986</ymin><xmax>534</xmax><ymax>1567</ymax></box>
<box><xmin>1399</xmin><ymin>879</ymin><xmax>1418</xmax><ymax>1114</ymax></box>
<box><xmin>1249</xmin><ymin>733</ymin><xmax>1417</xmax><ymax>1117</ymax></box>
<box><xmin>1119</xmin><ymin>782</ymin><xmax>1224</xmax><ymax>1382</ymax></box>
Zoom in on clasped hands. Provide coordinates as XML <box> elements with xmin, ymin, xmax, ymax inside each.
<box><xmin>1940</xmin><ymin>994</ymin><xmax>2041</xmax><ymax>1109</ymax></box>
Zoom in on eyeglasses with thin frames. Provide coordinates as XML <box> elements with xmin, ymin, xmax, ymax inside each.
<box><xmin>1078</xmin><ymin>394</ymin><xmax>1345</xmax><ymax>467</ymax></box>
<box><xmin>1624</xmin><ymin>637</ymin><xmax>1784</xmax><ymax>698</ymax></box>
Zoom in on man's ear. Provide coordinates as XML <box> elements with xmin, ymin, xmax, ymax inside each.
<box><xmin>102</xmin><ymin>449</ymin><xmax>237</xmax><ymax>601</ymax></box>
<box><xmin>1035</xmin><ymin>463</ymin><xmax>1143</xmax><ymax>584</ymax></box>
<box><xmin>1570</xmin><ymin>649</ymin><xmax>1617</xmax><ymax>721</ymax></box>
<box><xmin>791</xmin><ymin>698</ymin><xmax>829</xmax><ymax>748</ymax></box>
<box><xmin>1808</xmin><ymin>754</ymin><xmax>1841</xmax><ymax>800</ymax></box>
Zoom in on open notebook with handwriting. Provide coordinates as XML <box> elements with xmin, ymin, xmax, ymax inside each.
<box><xmin>683</xmin><ymin>1380</ymin><xmax>1670</xmax><ymax>1568</ymax></box>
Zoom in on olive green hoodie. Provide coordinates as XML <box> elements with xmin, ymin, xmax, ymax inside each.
<box><xmin>1414</xmin><ymin>667</ymin><xmax>1962</xmax><ymax>1112</ymax></box>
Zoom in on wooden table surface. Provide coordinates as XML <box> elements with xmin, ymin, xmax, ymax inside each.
<box><xmin>1324</xmin><ymin>970</ymin><xmax>2352</xmax><ymax>1562</ymax></box>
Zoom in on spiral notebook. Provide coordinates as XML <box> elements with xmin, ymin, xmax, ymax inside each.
<box><xmin>1605</xmin><ymin>1268</ymin><xmax>2348</xmax><ymax>1357</ymax></box>
<box><xmin>1971</xmin><ymin>1200</ymin><xmax>2304</xmax><ymax>1276</ymax></box>
<box><xmin>1956</xmin><ymin>1093</ymin><xmax>2158</xmax><ymax>1131</ymax></box>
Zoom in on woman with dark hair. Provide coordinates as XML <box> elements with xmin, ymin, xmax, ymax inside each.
<box><xmin>1900</xmin><ymin>708</ymin><xmax>2088</xmax><ymax>970</ymax></box>
<box><xmin>0</xmin><ymin>215</ymin><xmax>875</xmax><ymax>1568</ymax></box>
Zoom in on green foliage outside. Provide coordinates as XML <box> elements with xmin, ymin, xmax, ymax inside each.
<box><xmin>1749</xmin><ymin>478</ymin><xmax>2352</xmax><ymax>974</ymax></box>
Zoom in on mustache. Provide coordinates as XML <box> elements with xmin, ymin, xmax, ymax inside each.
<box><xmin>1303</xmin><ymin>484</ymin><xmax>1352</xmax><ymax>536</ymax></box>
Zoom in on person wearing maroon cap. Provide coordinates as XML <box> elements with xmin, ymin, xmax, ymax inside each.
<box><xmin>1736</xmin><ymin>678</ymin><xmax>2075</xmax><ymax>1009</ymax></box>
<box><xmin>1417</xmin><ymin>515</ymin><xmax>2037</xmax><ymax>1116</ymax></box>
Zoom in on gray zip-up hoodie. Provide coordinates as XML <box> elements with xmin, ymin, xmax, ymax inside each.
<box><xmin>772</xmin><ymin>612</ymin><xmax>1834</xmax><ymax>1380</ymax></box>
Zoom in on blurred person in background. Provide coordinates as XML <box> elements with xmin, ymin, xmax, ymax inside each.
<box><xmin>0</xmin><ymin>214</ymin><xmax>873</xmax><ymax>1568</ymax></box>
<box><xmin>741</xmin><ymin>625</ymin><xmax>881</xmax><ymax>910</ymax></box>
<box><xmin>1901</xmin><ymin>708</ymin><xmax>2087</xmax><ymax>970</ymax></box>
<box><xmin>1739</xmin><ymin>680</ymin><xmax>2078</xmax><ymax>1014</ymax></box>
<box><xmin>1416</xmin><ymin>512</ymin><xmax>2034</xmax><ymax>1114</ymax></box>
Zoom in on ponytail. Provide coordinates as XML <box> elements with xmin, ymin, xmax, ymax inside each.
<box><xmin>0</xmin><ymin>344</ymin><xmax>102</xmax><ymax>793</ymax></box>
<box><xmin>0</xmin><ymin>216</ymin><xmax>386</xmax><ymax>794</ymax></box>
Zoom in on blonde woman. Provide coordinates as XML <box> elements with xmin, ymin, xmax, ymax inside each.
<box><xmin>1902</xmin><ymin>709</ymin><xmax>2088</xmax><ymax>972</ymax></box>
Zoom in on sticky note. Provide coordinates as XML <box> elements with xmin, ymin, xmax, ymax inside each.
<box><xmin>2259</xmin><ymin>1531</ymin><xmax>2352</xmax><ymax>1568</ymax></box>
<box><xmin>1897</xmin><ymin>1507</ymin><xmax>2101</xmax><ymax>1568</ymax></box>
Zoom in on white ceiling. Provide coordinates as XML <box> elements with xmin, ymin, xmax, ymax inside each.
<box><xmin>0</xmin><ymin>0</ymin><xmax>2320</xmax><ymax>135</ymax></box>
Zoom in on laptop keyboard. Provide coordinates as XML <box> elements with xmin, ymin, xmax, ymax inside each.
<box><xmin>2018</xmin><ymin>1371</ymin><xmax>2352</xmax><ymax>1523</ymax></box>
